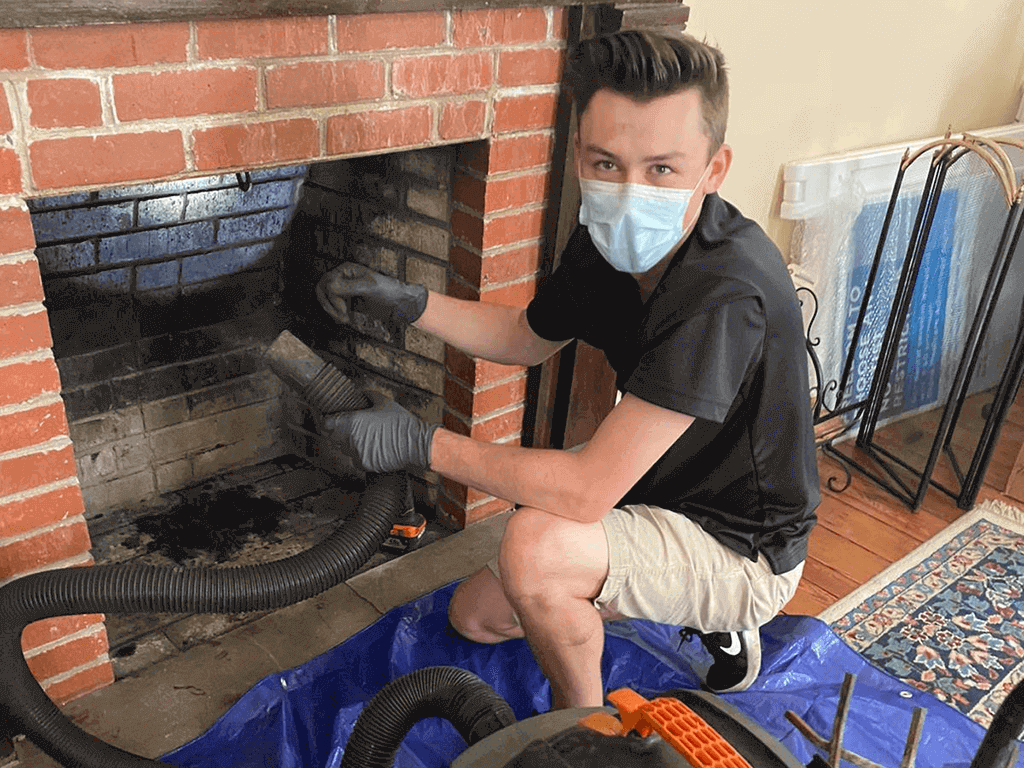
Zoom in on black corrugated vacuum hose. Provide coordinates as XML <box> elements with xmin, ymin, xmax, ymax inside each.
<box><xmin>968</xmin><ymin>675</ymin><xmax>1024</xmax><ymax>768</ymax></box>
<box><xmin>0</xmin><ymin>331</ymin><xmax>408</xmax><ymax>768</ymax></box>
<box><xmin>339</xmin><ymin>666</ymin><xmax>517</xmax><ymax>768</ymax></box>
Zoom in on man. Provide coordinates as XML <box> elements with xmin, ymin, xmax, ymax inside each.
<box><xmin>316</xmin><ymin>30</ymin><xmax>819</xmax><ymax>710</ymax></box>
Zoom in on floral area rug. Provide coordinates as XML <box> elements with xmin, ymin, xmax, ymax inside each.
<box><xmin>819</xmin><ymin>498</ymin><xmax>1024</xmax><ymax>730</ymax></box>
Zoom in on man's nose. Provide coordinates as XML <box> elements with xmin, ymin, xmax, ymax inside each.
<box><xmin>622</xmin><ymin>167</ymin><xmax>648</xmax><ymax>185</ymax></box>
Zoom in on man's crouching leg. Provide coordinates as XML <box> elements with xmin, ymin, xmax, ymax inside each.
<box><xmin>449</xmin><ymin>564</ymin><xmax>525</xmax><ymax>644</ymax></box>
<box><xmin>449</xmin><ymin>505</ymin><xmax>611</xmax><ymax>711</ymax></box>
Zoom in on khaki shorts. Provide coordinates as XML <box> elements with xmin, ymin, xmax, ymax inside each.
<box><xmin>488</xmin><ymin>503</ymin><xmax>803</xmax><ymax>633</ymax></box>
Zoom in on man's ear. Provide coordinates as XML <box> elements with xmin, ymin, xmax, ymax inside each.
<box><xmin>705</xmin><ymin>143</ymin><xmax>732</xmax><ymax>194</ymax></box>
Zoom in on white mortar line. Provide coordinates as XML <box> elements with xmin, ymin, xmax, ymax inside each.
<box><xmin>0</xmin><ymin>434</ymin><xmax>72</xmax><ymax>463</ymax></box>
<box><xmin>0</xmin><ymin>391</ymin><xmax>64</xmax><ymax>417</ymax></box>
<box><xmin>0</xmin><ymin>301</ymin><xmax>46</xmax><ymax>318</ymax></box>
<box><xmin>493</xmin><ymin>433</ymin><xmax>522</xmax><ymax>446</ymax></box>
<box><xmin>457</xmin><ymin>370</ymin><xmax>530</xmax><ymax>393</ymax></box>
<box><xmin>327</xmin><ymin>15</ymin><xmax>338</xmax><ymax>55</ymax></box>
<box><xmin>0</xmin><ymin>476</ymin><xmax>79</xmax><ymax>507</ymax></box>
<box><xmin>0</xmin><ymin>552</ymin><xmax>93</xmax><ymax>589</ymax></box>
<box><xmin>0</xmin><ymin>251</ymin><xmax>35</xmax><ymax>267</ymax></box>
<box><xmin>23</xmin><ymin>622</ymin><xmax>108</xmax><ymax>659</ymax></box>
<box><xmin>493</xmin><ymin>83</ymin><xmax>559</xmax><ymax>98</ymax></box>
<box><xmin>480</xmin><ymin>201</ymin><xmax>547</xmax><ymax>223</ymax></box>
<box><xmin>0</xmin><ymin>197</ymin><xmax>29</xmax><ymax>211</ymax></box>
<box><xmin>0</xmin><ymin>514</ymin><xmax>84</xmax><ymax>549</ymax></box>
<box><xmin>0</xmin><ymin>348</ymin><xmax>53</xmax><ymax>367</ymax></box>
<box><xmin>99</xmin><ymin>73</ymin><xmax>116</xmax><ymax>127</ymax></box>
<box><xmin>467</xmin><ymin>399</ymin><xmax>527</xmax><ymax>425</ymax></box>
<box><xmin>187</xmin><ymin>21</ymin><xmax>198</xmax><ymax>64</ymax></box>
<box><xmin>38</xmin><ymin>654</ymin><xmax>112</xmax><ymax>689</ymax></box>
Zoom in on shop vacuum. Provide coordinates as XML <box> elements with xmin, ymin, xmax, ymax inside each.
<box><xmin>336</xmin><ymin>663</ymin><xmax>806</xmax><ymax>768</ymax></box>
<box><xmin>0</xmin><ymin>331</ymin><xmax>1021</xmax><ymax>768</ymax></box>
<box><xmin>336</xmin><ymin>663</ymin><xmax>1023</xmax><ymax>768</ymax></box>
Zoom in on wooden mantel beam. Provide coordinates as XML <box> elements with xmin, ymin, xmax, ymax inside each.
<box><xmin>0</xmin><ymin>0</ymin><xmax>687</xmax><ymax>30</ymax></box>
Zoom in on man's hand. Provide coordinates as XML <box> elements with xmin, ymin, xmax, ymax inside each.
<box><xmin>316</xmin><ymin>262</ymin><xmax>428</xmax><ymax>327</ymax></box>
<box><xmin>324</xmin><ymin>392</ymin><xmax>439</xmax><ymax>474</ymax></box>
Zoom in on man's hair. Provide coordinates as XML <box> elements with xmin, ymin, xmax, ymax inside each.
<box><xmin>564</xmin><ymin>30</ymin><xmax>729</xmax><ymax>157</ymax></box>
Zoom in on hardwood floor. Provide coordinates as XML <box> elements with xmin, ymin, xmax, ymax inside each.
<box><xmin>782</xmin><ymin>388</ymin><xmax>1024</xmax><ymax>617</ymax></box>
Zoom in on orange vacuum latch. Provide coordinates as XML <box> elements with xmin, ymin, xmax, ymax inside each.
<box><xmin>579</xmin><ymin>688</ymin><xmax>755</xmax><ymax>768</ymax></box>
<box><xmin>379</xmin><ymin>507</ymin><xmax>427</xmax><ymax>554</ymax></box>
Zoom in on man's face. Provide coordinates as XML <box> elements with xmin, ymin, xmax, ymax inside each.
<box><xmin>574</xmin><ymin>87</ymin><xmax>732</xmax><ymax>272</ymax></box>
<box><xmin>575</xmin><ymin>86</ymin><xmax>729</xmax><ymax>216</ymax></box>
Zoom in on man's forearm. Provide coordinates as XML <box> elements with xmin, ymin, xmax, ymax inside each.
<box><xmin>428</xmin><ymin>394</ymin><xmax>695</xmax><ymax>525</ymax></box>
<box><xmin>429</xmin><ymin>429</ymin><xmax>610</xmax><ymax>524</ymax></box>
<box><xmin>414</xmin><ymin>292</ymin><xmax>565</xmax><ymax>367</ymax></box>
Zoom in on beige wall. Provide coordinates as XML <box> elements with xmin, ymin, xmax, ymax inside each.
<box><xmin>685</xmin><ymin>1</ymin><xmax>1024</xmax><ymax>257</ymax></box>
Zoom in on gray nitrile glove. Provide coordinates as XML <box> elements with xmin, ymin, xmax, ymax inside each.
<box><xmin>316</xmin><ymin>262</ymin><xmax>428</xmax><ymax>327</ymax></box>
<box><xmin>324</xmin><ymin>391</ymin><xmax>439</xmax><ymax>474</ymax></box>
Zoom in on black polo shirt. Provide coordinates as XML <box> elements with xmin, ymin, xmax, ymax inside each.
<box><xmin>526</xmin><ymin>193</ymin><xmax>819</xmax><ymax>574</ymax></box>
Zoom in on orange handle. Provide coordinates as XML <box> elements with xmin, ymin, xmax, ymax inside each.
<box><xmin>589</xmin><ymin>688</ymin><xmax>755</xmax><ymax>768</ymax></box>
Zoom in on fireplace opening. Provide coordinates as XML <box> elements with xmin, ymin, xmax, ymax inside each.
<box><xmin>29</xmin><ymin>145</ymin><xmax>461</xmax><ymax>679</ymax></box>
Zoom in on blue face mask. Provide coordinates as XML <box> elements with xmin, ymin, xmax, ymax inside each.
<box><xmin>578</xmin><ymin>163</ymin><xmax>711</xmax><ymax>274</ymax></box>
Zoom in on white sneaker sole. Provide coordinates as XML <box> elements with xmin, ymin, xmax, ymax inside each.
<box><xmin>714</xmin><ymin>628</ymin><xmax>761</xmax><ymax>693</ymax></box>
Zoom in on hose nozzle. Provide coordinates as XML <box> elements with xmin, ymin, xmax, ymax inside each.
<box><xmin>264</xmin><ymin>330</ymin><xmax>370</xmax><ymax>413</ymax></box>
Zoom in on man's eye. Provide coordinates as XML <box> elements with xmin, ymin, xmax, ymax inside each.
<box><xmin>651</xmin><ymin>164</ymin><xmax>673</xmax><ymax>175</ymax></box>
<box><xmin>595</xmin><ymin>160</ymin><xmax>616</xmax><ymax>171</ymax></box>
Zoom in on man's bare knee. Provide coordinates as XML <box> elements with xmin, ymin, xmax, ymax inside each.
<box><xmin>499</xmin><ymin>505</ymin><xmax>609</xmax><ymax>608</ymax></box>
<box><xmin>448</xmin><ymin>567</ymin><xmax>524</xmax><ymax>644</ymax></box>
<box><xmin>449</xmin><ymin>611</ymin><xmax>523</xmax><ymax>645</ymax></box>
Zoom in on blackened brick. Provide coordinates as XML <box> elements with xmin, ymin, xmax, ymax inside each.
<box><xmin>176</xmin><ymin>271</ymin><xmax>277</xmax><ymax>330</ymax></box>
<box><xmin>61</xmin><ymin>382</ymin><xmax>114</xmax><ymax>421</ymax></box>
<box><xmin>140</xmin><ymin>325</ymin><xmax>225</xmax><ymax>368</ymax></box>
<box><xmin>217</xmin><ymin>208</ymin><xmax>291</xmax><ymax>243</ymax></box>
<box><xmin>137</xmin><ymin>195</ymin><xmax>185</xmax><ymax>226</ymax></box>
<box><xmin>113</xmin><ymin>364</ymin><xmax>189</xmax><ymax>409</ymax></box>
<box><xmin>183</xmin><ymin>180</ymin><xmax>300</xmax><ymax>220</ymax></box>
<box><xmin>136</xmin><ymin>261</ymin><xmax>179</xmax><ymax>291</ymax></box>
<box><xmin>107</xmin><ymin>175</ymin><xmax>234</xmax><ymax>199</ymax></box>
<box><xmin>31</xmin><ymin>202</ymin><xmax>133</xmax><ymax>244</ymax></box>
<box><xmin>43</xmin><ymin>269</ymin><xmax>132</xmax><ymax>310</ymax></box>
<box><xmin>182</xmin><ymin>348</ymin><xmax>259</xmax><ymax>390</ymax></box>
<box><xmin>56</xmin><ymin>344</ymin><xmax>137</xmax><ymax>388</ymax></box>
<box><xmin>98</xmin><ymin>222</ymin><xmax>215</xmax><ymax>266</ymax></box>
<box><xmin>35</xmin><ymin>241</ymin><xmax>96</xmax><ymax>274</ymax></box>
<box><xmin>48</xmin><ymin>298</ymin><xmax>139</xmax><ymax>357</ymax></box>
<box><xmin>27</xmin><ymin>193</ymin><xmax>93</xmax><ymax>213</ymax></box>
<box><xmin>180</xmin><ymin>244</ymin><xmax>274</xmax><ymax>285</ymax></box>
<box><xmin>134</xmin><ymin>291</ymin><xmax>185</xmax><ymax>338</ymax></box>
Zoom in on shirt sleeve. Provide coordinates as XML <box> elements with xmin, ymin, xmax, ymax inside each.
<box><xmin>625</xmin><ymin>296</ymin><xmax>766</xmax><ymax>423</ymax></box>
<box><xmin>526</xmin><ymin>269</ymin><xmax>579</xmax><ymax>342</ymax></box>
<box><xmin>525</xmin><ymin>227</ymin><xmax>595</xmax><ymax>342</ymax></box>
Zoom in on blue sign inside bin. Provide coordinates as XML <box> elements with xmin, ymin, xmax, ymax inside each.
<box><xmin>843</xmin><ymin>192</ymin><xmax>955</xmax><ymax>420</ymax></box>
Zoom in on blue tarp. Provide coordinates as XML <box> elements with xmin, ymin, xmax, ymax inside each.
<box><xmin>163</xmin><ymin>582</ymin><xmax>1017</xmax><ymax>768</ymax></box>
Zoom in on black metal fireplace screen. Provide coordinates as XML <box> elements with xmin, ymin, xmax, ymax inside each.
<box><xmin>805</xmin><ymin>132</ymin><xmax>1024</xmax><ymax>511</ymax></box>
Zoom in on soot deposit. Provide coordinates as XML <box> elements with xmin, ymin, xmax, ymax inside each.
<box><xmin>136</xmin><ymin>482</ymin><xmax>289</xmax><ymax>565</ymax></box>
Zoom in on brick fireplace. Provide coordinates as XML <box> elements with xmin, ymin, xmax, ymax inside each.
<box><xmin>0</xmin><ymin>1</ymin><xmax>688</xmax><ymax>708</ymax></box>
<box><xmin>0</xmin><ymin>6</ymin><xmax>579</xmax><ymax>706</ymax></box>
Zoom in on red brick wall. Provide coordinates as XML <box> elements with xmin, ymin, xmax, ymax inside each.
<box><xmin>0</xmin><ymin>7</ymin><xmax>567</xmax><ymax>703</ymax></box>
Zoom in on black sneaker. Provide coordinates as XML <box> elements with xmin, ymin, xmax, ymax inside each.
<box><xmin>679</xmin><ymin>627</ymin><xmax>761</xmax><ymax>693</ymax></box>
